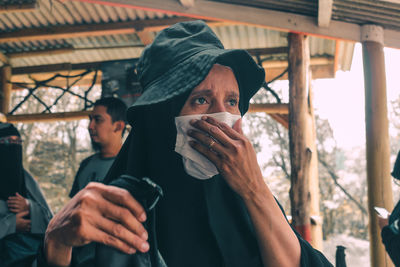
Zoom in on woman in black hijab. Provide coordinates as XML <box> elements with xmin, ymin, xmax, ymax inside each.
<box><xmin>0</xmin><ymin>123</ymin><xmax>52</xmax><ymax>238</ymax></box>
<box><xmin>0</xmin><ymin>123</ymin><xmax>27</xmax><ymax>201</ymax></box>
<box><xmin>44</xmin><ymin>21</ymin><xmax>332</xmax><ymax>267</ymax></box>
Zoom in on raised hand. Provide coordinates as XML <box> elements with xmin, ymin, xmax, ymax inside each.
<box><xmin>188</xmin><ymin>116</ymin><xmax>264</xmax><ymax>198</ymax></box>
<box><xmin>45</xmin><ymin>182</ymin><xmax>149</xmax><ymax>266</ymax></box>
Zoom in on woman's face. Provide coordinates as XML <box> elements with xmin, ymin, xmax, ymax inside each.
<box><xmin>179</xmin><ymin>64</ymin><xmax>240</xmax><ymax>116</ymax></box>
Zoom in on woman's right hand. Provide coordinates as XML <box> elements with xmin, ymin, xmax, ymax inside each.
<box><xmin>16</xmin><ymin>210</ymin><xmax>31</xmax><ymax>232</ymax></box>
<box><xmin>45</xmin><ymin>182</ymin><xmax>149</xmax><ymax>266</ymax></box>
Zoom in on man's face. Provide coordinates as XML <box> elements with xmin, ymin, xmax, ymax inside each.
<box><xmin>88</xmin><ymin>105</ymin><xmax>116</xmax><ymax>150</ymax></box>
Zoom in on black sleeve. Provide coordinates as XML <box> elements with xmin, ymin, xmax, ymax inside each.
<box><xmin>69</xmin><ymin>156</ymin><xmax>93</xmax><ymax>198</ymax></box>
<box><xmin>274</xmin><ymin>198</ymin><xmax>334</xmax><ymax>267</ymax></box>
<box><xmin>381</xmin><ymin>225</ymin><xmax>400</xmax><ymax>266</ymax></box>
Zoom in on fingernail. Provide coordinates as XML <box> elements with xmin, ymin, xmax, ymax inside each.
<box><xmin>189</xmin><ymin>119</ymin><xmax>196</xmax><ymax>125</ymax></box>
<box><xmin>141</xmin><ymin>231</ymin><xmax>148</xmax><ymax>240</ymax></box>
<box><xmin>201</xmin><ymin>116</ymin><xmax>207</xmax><ymax>120</ymax></box>
<box><xmin>141</xmin><ymin>242</ymin><xmax>149</xmax><ymax>252</ymax></box>
<box><xmin>128</xmin><ymin>248</ymin><xmax>136</xmax><ymax>254</ymax></box>
<box><xmin>139</xmin><ymin>213</ymin><xmax>146</xmax><ymax>222</ymax></box>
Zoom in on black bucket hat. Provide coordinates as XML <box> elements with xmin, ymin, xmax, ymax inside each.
<box><xmin>127</xmin><ymin>20</ymin><xmax>265</xmax><ymax>123</ymax></box>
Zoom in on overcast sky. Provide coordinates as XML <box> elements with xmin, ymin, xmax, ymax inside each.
<box><xmin>313</xmin><ymin>43</ymin><xmax>400</xmax><ymax>149</ymax></box>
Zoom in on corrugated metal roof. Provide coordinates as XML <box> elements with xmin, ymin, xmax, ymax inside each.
<box><xmin>0</xmin><ymin>0</ymin><xmax>354</xmax><ymax>72</ymax></box>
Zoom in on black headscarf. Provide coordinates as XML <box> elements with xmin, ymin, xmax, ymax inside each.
<box><xmin>0</xmin><ymin>123</ymin><xmax>27</xmax><ymax>200</ymax></box>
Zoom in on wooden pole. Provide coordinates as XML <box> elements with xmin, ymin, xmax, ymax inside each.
<box><xmin>6</xmin><ymin>110</ymin><xmax>92</xmax><ymax>124</ymax></box>
<box><xmin>361</xmin><ymin>25</ymin><xmax>394</xmax><ymax>267</ymax></box>
<box><xmin>308</xmin><ymin>73</ymin><xmax>323</xmax><ymax>250</ymax></box>
<box><xmin>0</xmin><ymin>66</ymin><xmax>12</xmax><ymax>114</ymax></box>
<box><xmin>288</xmin><ymin>33</ymin><xmax>312</xmax><ymax>242</ymax></box>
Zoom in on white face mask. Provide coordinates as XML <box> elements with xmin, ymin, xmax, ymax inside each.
<box><xmin>175</xmin><ymin>112</ymin><xmax>241</xmax><ymax>180</ymax></box>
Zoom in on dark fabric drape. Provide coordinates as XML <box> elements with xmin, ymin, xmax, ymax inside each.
<box><xmin>0</xmin><ymin>123</ymin><xmax>27</xmax><ymax>201</ymax></box>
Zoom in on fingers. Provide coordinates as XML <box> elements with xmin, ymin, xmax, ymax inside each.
<box><xmin>89</xmin><ymin>227</ymin><xmax>140</xmax><ymax>255</ymax></box>
<box><xmin>96</xmin><ymin>195</ymin><xmax>148</xmax><ymax>241</ymax></box>
<box><xmin>92</xmin><ymin>183</ymin><xmax>147</xmax><ymax>222</ymax></box>
<box><xmin>9</xmin><ymin>207</ymin><xmax>21</xmax><ymax>213</ymax></box>
<box><xmin>94</xmin><ymin>216</ymin><xmax>149</xmax><ymax>253</ymax></box>
<box><xmin>16</xmin><ymin>210</ymin><xmax>29</xmax><ymax>218</ymax></box>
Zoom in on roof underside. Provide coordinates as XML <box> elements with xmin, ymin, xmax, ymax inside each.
<box><xmin>0</xmin><ymin>0</ymin><xmax>359</xmax><ymax>77</ymax></box>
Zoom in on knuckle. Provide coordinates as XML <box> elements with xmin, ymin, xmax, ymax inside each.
<box><xmin>103</xmin><ymin>234</ymin><xmax>118</xmax><ymax>247</ymax></box>
<box><xmin>111</xmin><ymin>223</ymin><xmax>124</xmax><ymax>236</ymax></box>
<box><xmin>79</xmin><ymin>192</ymin><xmax>96</xmax><ymax>206</ymax></box>
<box><xmin>116</xmin><ymin>208</ymin><xmax>131</xmax><ymax>222</ymax></box>
<box><xmin>120</xmin><ymin>189</ymin><xmax>131</xmax><ymax>202</ymax></box>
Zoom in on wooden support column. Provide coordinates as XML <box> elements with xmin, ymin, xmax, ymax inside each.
<box><xmin>308</xmin><ymin>76</ymin><xmax>323</xmax><ymax>250</ymax></box>
<box><xmin>288</xmin><ymin>33</ymin><xmax>312</xmax><ymax>242</ymax></box>
<box><xmin>0</xmin><ymin>66</ymin><xmax>12</xmax><ymax>114</ymax></box>
<box><xmin>361</xmin><ymin>25</ymin><xmax>394</xmax><ymax>267</ymax></box>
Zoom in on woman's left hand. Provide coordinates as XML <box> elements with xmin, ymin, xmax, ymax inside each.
<box><xmin>188</xmin><ymin>116</ymin><xmax>264</xmax><ymax>198</ymax></box>
<box><xmin>7</xmin><ymin>193</ymin><xmax>30</xmax><ymax>213</ymax></box>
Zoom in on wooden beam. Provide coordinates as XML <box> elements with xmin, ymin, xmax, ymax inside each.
<box><xmin>0</xmin><ymin>112</ymin><xmax>6</xmax><ymax>122</ymax></box>
<box><xmin>6</xmin><ymin>110</ymin><xmax>92</xmax><ymax>123</ymax></box>
<box><xmin>178</xmin><ymin>0</ymin><xmax>195</xmax><ymax>8</ymax></box>
<box><xmin>248</xmin><ymin>103</ymin><xmax>288</xmax><ymax>114</ymax></box>
<box><xmin>268</xmin><ymin>114</ymin><xmax>289</xmax><ymax>129</ymax></box>
<box><xmin>0</xmin><ymin>66</ymin><xmax>12</xmax><ymax>114</ymax></box>
<box><xmin>12</xmin><ymin>62</ymin><xmax>103</xmax><ymax>75</ymax></box>
<box><xmin>73</xmin><ymin>0</ymin><xmax>400</xmax><ymax>49</ymax></box>
<box><xmin>0</xmin><ymin>17</ymin><xmax>194</xmax><ymax>44</ymax></box>
<box><xmin>0</xmin><ymin>51</ymin><xmax>9</xmax><ymax>65</ymax></box>
<box><xmin>7</xmin><ymin>47</ymin><xmax>75</xmax><ymax>59</ymax></box>
<box><xmin>136</xmin><ymin>31</ymin><xmax>154</xmax><ymax>45</ymax></box>
<box><xmin>318</xmin><ymin>0</ymin><xmax>333</xmax><ymax>27</ymax></box>
<box><xmin>0</xmin><ymin>3</ymin><xmax>36</xmax><ymax>13</ymax></box>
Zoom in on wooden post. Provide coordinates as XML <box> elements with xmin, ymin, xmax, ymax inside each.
<box><xmin>361</xmin><ymin>25</ymin><xmax>394</xmax><ymax>267</ymax></box>
<box><xmin>288</xmin><ymin>33</ymin><xmax>312</xmax><ymax>242</ymax></box>
<box><xmin>308</xmin><ymin>75</ymin><xmax>323</xmax><ymax>250</ymax></box>
<box><xmin>0</xmin><ymin>66</ymin><xmax>12</xmax><ymax>114</ymax></box>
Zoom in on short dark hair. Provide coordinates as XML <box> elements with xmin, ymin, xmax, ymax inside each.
<box><xmin>94</xmin><ymin>97</ymin><xmax>127</xmax><ymax>123</ymax></box>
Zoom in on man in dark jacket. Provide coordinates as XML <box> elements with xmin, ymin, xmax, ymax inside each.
<box><xmin>69</xmin><ymin>97</ymin><xmax>127</xmax><ymax>197</ymax></box>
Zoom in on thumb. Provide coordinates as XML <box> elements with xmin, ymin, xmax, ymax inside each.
<box><xmin>16</xmin><ymin>192</ymin><xmax>21</xmax><ymax>197</ymax></box>
<box><xmin>232</xmin><ymin>118</ymin><xmax>243</xmax><ymax>135</ymax></box>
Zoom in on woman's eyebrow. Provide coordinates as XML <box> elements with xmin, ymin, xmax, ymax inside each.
<box><xmin>190</xmin><ymin>89</ymin><xmax>213</xmax><ymax>97</ymax></box>
<box><xmin>226</xmin><ymin>91</ymin><xmax>239</xmax><ymax>98</ymax></box>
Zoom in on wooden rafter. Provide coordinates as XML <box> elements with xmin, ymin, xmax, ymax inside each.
<box><xmin>0</xmin><ymin>51</ymin><xmax>9</xmax><ymax>65</ymax></box>
<box><xmin>70</xmin><ymin>0</ymin><xmax>400</xmax><ymax>49</ymax></box>
<box><xmin>318</xmin><ymin>0</ymin><xmax>333</xmax><ymax>27</ymax></box>
<box><xmin>178</xmin><ymin>0</ymin><xmax>195</xmax><ymax>8</ymax></box>
<box><xmin>6</xmin><ymin>110</ymin><xmax>92</xmax><ymax>123</ymax></box>
<box><xmin>0</xmin><ymin>17</ymin><xmax>195</xmax><ymax>44</ymax></box>
<box><xmin>0</xmin><ymin>2</ymin><xmax>36</xmax><ymax>13</ymax></box>
<box><xmin>7</xmin><ymin>47</ymin><xmax>75</xmax><ymax>59</ymax></box>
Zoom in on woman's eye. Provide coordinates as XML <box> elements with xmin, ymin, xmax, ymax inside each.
<box><xmin>228</xmin><ymin>99</ymin><xmax>238</xmax><ymax>106</ymax></box>
<box><xmin>194</xmin><ymin>97</ymin><xmax>207</xmax><ymax>105</ymax></box>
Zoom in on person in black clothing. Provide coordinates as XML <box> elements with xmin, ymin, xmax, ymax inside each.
<box><xmin>43</xmin><ymin>20</ymin><xmax>332</xmax><ymax>267</ymax></box>
<box><xmin>379</xmin><ymin>150</ymin><xmax>400</xmax><ymax>266</ymax></box>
